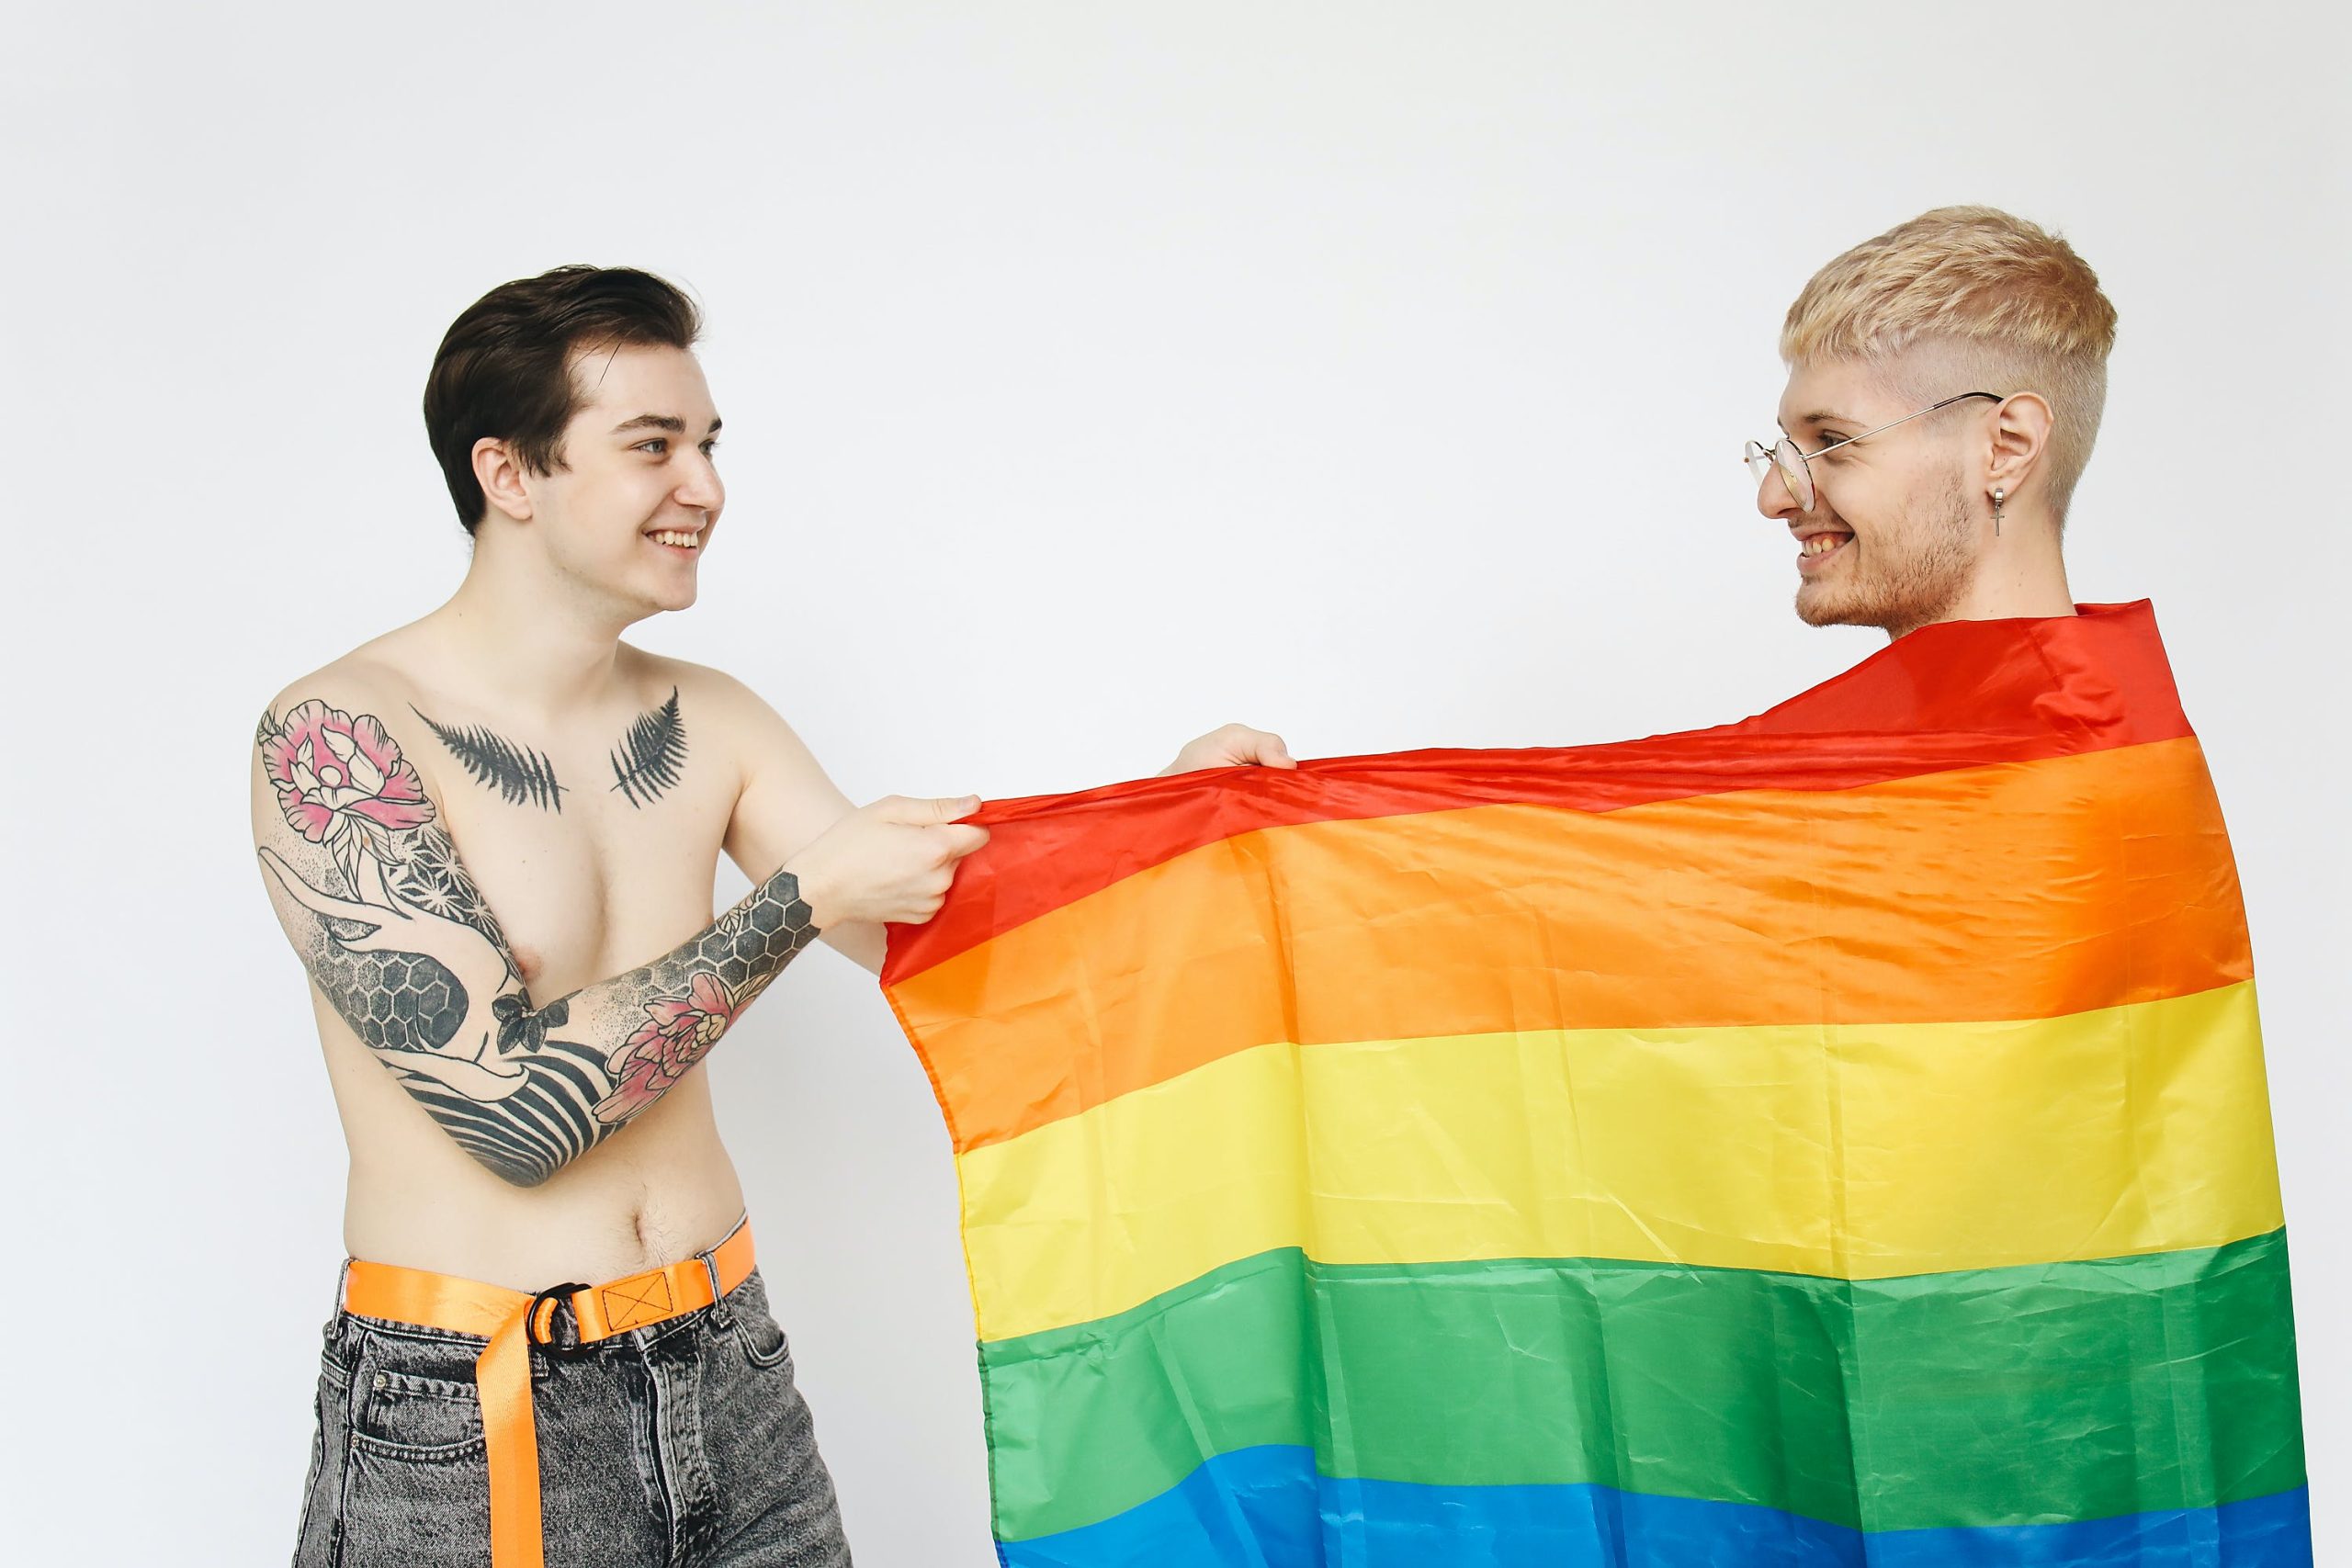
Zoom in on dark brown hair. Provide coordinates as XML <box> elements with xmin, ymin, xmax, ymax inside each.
<box><xmin>423</xmin><ymin>265</ymin><xmax>703</xmax><ymax>533</ymax></box>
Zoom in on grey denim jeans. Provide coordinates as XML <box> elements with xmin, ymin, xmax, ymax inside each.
<box><xmin>292</xmin><ymin>1266</ymin><xmax>852</xmax><ymax>1567</ymax></box>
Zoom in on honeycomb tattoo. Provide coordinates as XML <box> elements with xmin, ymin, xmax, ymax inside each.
<box><xmin>631</xmin><ymin>882</ymin><xmax>819</xmax><ymax>1002</ymax></box>
<box><xmin>315</xmin><ymin>944</ymin><xmax>465</xmax><ymax>1054</ymax></box>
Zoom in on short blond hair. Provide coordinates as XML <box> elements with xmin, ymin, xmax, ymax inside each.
<box><xmin>1781</xmin><ymin>206</ymin><xmax>2119</xmax><ymax>516</ymax></box>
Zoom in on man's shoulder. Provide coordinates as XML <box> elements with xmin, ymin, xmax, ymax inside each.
<box><xmin>618</xmin><ymin>646</ymin><xmax>794</xmax><ymax>737</ymax></box>
<box><xmin>258</xmin><ymin>627</ymin><xmax>428</xmax><ymax>723</ymax></box>
<box><xmin>247</xmin><ymin>635</ymin><xmax>466</xmax><ymax>852</ymax></box>
<box><xmin>616</xmin><ymin>647</ymin><xmax>829</xmax><ymax>792</ymax></box>
<box><xmin>247</xmin><ymin>645</ymin><xmax>449</xmax><ymax>860</ymax></box>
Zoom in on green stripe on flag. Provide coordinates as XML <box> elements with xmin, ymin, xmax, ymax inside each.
<box><xmin>979</xmin><ymin>1229</ymin><xmax>2303</xmax><ymax>1541</ymax></box>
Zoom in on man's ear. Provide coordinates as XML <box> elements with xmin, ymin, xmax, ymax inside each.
<box><xmin>473</xmin><ymin>437</ymin><xmax>536</xmax><ymax>525</ymax></box>
<box><xmin>1986</xmin><ymin>392</ymin><xmax>2053</xmax><ymax>501</ymax></box>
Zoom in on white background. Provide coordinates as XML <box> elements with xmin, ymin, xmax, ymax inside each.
<box><xmin>3</xmin><ymin>4</ymin><xmax>2343</xmax><ymax>1562</ymax></box>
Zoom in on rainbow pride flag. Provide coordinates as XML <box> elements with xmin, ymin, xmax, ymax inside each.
<box><xmin>882</xmin><ymin>603</ymin><xmax>2309</xmax><ymax>1566</ymax></box>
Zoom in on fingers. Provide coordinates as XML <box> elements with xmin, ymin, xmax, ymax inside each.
<box><xmin>896</xmin><ymin>823</ymin><xmax>991</xmax><ymax>927</ymax></box>
<box><xmin>1217</xmin><ymin>723</ymin><xmax>1299</xmax><ymax>769</ymax></box>
<box><xmin>884</xmin><ymin>793</ymin><xmax>985</xmax><ymax>825</ymax></box>
<box><xmin>1244</xmin><ymin>728</ymin><xmax>1296</xmax><ymax>769</ymax></box>
<box><xmin>1164</xmin><ymin>722</ymin><xmax>1297</xmax><ymax>776</ymax></box>
<box><xmin>935</xmin><ymin>823</ymin><xmax>991</xmax><ymax>862</ymax></box>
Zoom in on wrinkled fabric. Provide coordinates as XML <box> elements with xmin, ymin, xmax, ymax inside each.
<box><xmin>886</xmin><ymin>604</ymin><xmax>2309</xmax><ymax>1566</ymax></box>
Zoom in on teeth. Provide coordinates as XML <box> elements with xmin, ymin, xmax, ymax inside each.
<box><xmin>650</xmin><ymin>530</ymin><xmax>700</xmax><ymax>548</ymax></box>
<box><xmin>1802</xmin><ymin>534</ymin><xmax>1849</xmax><ymax>557</ymax></box>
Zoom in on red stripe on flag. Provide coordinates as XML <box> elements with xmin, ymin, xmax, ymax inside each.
<box><xmin>886</xmin><ymin>603</ymin><xmax>2190</xmax><ymax>985</ymax></box>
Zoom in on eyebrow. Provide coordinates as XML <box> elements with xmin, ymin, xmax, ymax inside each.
<box><xmin>609</xmin><ymin>414</ymin><xmax>724</xmax><ymax>435</ymax></box>
<box><xmin>1787</xmin><ymin>410</ymin><xmax>1860</xmax><ymax>433</ymax></box>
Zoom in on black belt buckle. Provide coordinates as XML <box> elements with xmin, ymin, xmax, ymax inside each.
<box><xmin>524</xmin><ymin>1281</ymin><xmax>597</xmax><ymax>1357</ymax></box>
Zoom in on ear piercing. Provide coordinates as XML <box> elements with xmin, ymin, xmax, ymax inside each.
<box><xmin>1992</xmin><ymin>486</ymin><xmax>2006</xmax><ymax>536</ymax></box>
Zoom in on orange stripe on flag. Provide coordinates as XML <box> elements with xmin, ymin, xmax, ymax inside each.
<box><xmin>891</xmin><ymin>738</ymin><xmax>2247</xmax><ymax>1155</ymax></box>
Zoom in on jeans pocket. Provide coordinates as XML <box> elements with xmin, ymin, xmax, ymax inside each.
<box><xmin>354</xmin><ymin>1370</ymin><xmax>484</xmax><ymax>1461</ymax></box>
<box><xmin>735</xmin><ymin>1308</ymin><xmax>795</xmax><ymax>1371</ymax></box>
<box><xmin>308</xmin><ymin>1324</ymin><xmax>493</xmax><ymax>1568</ymax></box>
<box><xmin>343</xmin><ymin>1388</ymin><xmax>492</xmax><ymax>1568</ymax></box>
<box><xmin>350</xmin><ymin>1330</ymin><xmax>488</xmax><ymax>1461</ymax></box>
<box><xmin>722</xmin><ymin>1269</ymin><xmax>796</xmax><ymax>1371</ymax></box>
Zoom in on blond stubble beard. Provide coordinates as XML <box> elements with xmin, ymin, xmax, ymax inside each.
<box><xmin>1794</xmin><ymin>470</ymin><xmax>1977</xmax><ymax>638</ymax></box>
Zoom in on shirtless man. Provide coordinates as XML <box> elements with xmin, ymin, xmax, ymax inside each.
<box><xmin>254</xmin><ymin>265</ymin><xmax>1289</xmax><ymax>1568</ymax></box>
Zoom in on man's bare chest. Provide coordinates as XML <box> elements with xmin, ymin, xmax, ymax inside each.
<box><xmin>401</xmin><ymin>704</ymin><xmax>740</xmax><ymax>998</ymax></box>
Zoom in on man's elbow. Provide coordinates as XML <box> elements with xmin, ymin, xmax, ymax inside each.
<box><xmin>441</xmin><ymin>1111</ymin><xmax>598</xmax><ymax>1190</ymax></box>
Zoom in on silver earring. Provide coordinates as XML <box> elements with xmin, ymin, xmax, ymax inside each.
<box><xmin>1991</xmin><ymin>485</ymin><xmax>2006</xmax><ymax>536</ymax></box>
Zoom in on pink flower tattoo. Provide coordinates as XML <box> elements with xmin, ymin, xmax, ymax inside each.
<box><xmin>594</xmin><ymin>971</ymin><xmax>739</xmax><ymax>1124</ymax></box>
<box><xmin>263</xmin><ymin>700</ymin><xmax>435</xmax><ymax>849</ymax></box>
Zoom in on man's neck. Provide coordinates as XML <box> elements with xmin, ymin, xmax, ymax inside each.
<box><xmin>1900</xmin><ymin>511</ymin><xmax>2075</xmax><ymax>639</ymax></box>
<box><xmin>419</xmin><ymin>537</ymin><xmax>639</xmax><ymax>715</ymax></box>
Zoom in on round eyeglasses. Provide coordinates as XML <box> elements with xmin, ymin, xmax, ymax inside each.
<box><xmin>1745</xmin><ymin>391</ymin><xmax>2005</xmax><ymax>512</ymax></box>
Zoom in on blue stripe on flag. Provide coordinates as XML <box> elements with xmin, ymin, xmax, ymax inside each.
<box><xmin>997</xmin><ymin>1446</ymin><xmax>2312</xmax><ymax>1568</ymax></box>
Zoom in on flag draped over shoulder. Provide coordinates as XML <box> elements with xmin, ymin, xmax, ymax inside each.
<box><xmin>881</xmin><ymin>603</ymin><xmax>2310</xmax><ymax>1567</ymax></box>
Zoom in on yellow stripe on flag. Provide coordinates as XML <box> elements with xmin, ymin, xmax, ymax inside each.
<box><xmin>959</xmin><ymin>981</ymin><xmax>2280</xmax><ymax>1340</ymax></box>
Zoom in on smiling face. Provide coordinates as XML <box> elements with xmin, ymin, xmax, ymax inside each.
<box><xmin>516</xmin><ymin>342</ymin><xmax>725</xmax><ymax>617</ymax></box>
<box><xmin>1759</xmin><ymin>357</ymin><xmax>1995</xmax><ymax>638</ymax></box>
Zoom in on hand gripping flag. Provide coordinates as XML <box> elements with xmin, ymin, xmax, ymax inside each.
<box><xmin>882</xmin><ymin>603</ymin><xmax>2309</xmax><ymax>1566</ymax></box>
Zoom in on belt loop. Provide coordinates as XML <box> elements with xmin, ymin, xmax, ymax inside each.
<box><xmin>329</xmin><ymin>1258</ymin><xmax>353</xmax><ymax>1329</ymax></box>
<box><xmin>700</xmin><ymin>1245</ymin><xmax>732</xmax><ymax>1329</ymax></box>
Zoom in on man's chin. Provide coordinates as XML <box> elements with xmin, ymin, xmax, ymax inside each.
<box><xmin>1794</xmin><ymin>585</ymin><xmax>1869</xmax><ymax>629</ymax></box>
<box><xmin>603</xmin><ymin>579</ymin><xmax>699</xmax><ymax>624</ymax></box>
<box><xmin>1797</xmin><ymin>588</ymin><xmax>1919</xmax><ymax>635</ymax></box>
<box><xmin>636</xmin><ymin>569</ymin><xmax>701</xmax><ymax>615</ymax></box>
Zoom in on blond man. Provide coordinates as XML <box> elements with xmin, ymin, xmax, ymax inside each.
<box><xmin>1748</xmin><ymin>205</ymin><xmax>2117</xmax><ymax>635</ymax></box>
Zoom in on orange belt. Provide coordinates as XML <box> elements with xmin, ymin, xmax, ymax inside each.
<box><xmin>342</xmin><ymin>1219</ymin><xmax>756</xmax><ymax>1568</ymax></box>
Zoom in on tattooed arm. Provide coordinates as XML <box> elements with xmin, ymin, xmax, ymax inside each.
<box><xmin>707</xmin><ymin>673</ymin><xmax>896</xmax><ymax>976</ymax></box>
<box><xmin>253</xmin><ymin>687</ymin><xmax>989</xmax><ymax>1186</ymax></box>
<box><xmin>250</xmin><ymin>692</ymin><xmax>829</xmax><ymax>1187</ymax></box>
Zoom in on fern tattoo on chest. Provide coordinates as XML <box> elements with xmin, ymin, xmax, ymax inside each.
<box><xmin>410</xmin><ymin>687</ymin><xmax>691</xmax><ymax>812</ymax></box>
<box><xmin>608</xmin><ymin>687</ymin><xmax>687</xmax><ymax>807</ymax></box>
<box><xmin>412</xmin><ymin>706</ymin><xmax>566</xmax><ymax>811</ymax></box>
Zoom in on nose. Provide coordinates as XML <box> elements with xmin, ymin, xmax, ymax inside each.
<box><xmin>1756</xmin><ymin>460</ymin><xmax>1803</xmax><ymax>524</ymax></box>
<box><xmin>673</xmin><ymin>450</ymin><xmax>724</xmax><ymax>513</ymax></box>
